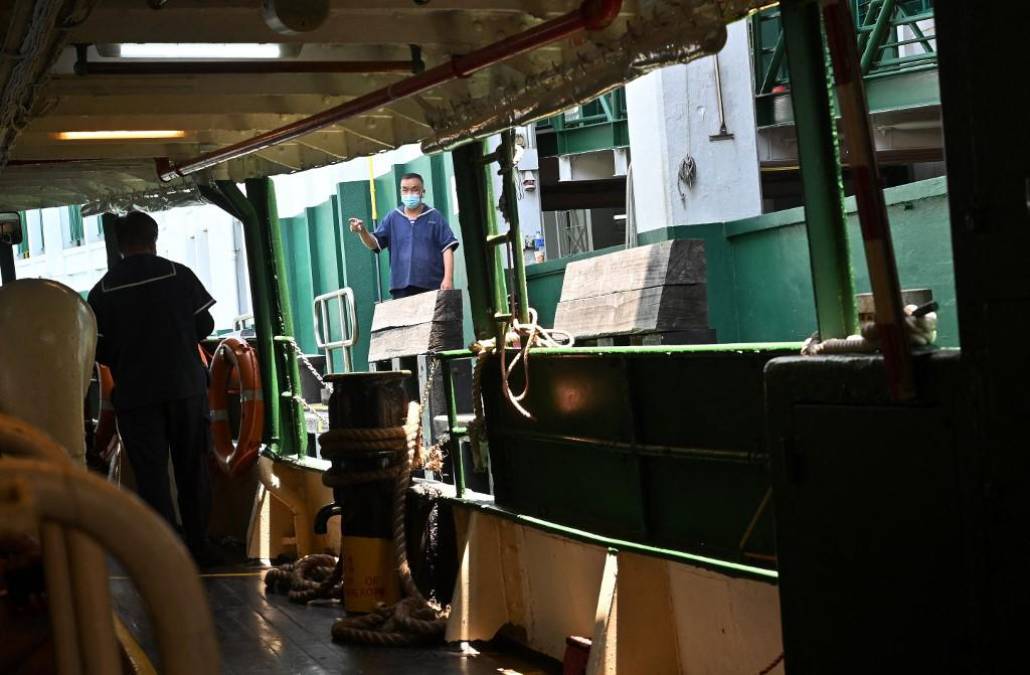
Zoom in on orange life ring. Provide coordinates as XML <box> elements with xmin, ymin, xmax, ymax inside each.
<box><xmin>94</xmin><ymin>363</ymin><xmax>118</xmax><ymax>459</ymax></box>
<box><xmin>208</xmin><ymin>336</ymin><xmax>264</xmax><ymax>477</ymax></box>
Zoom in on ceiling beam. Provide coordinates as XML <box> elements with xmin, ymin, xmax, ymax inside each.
<box><xmin>45</xmin><ymin>72</ymin><xmax>407</xmax><ymax>98</ymax></box>
<box><xmin>64</xmin><ymin>7</ymin><xmax>543</xmax><ymax>48</ymax></box>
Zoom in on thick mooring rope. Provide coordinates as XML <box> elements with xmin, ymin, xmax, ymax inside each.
<box><xmin>801</xmin><ymin>302</ymin><xmax>938</xmax><ymax>356</ymax></box>
<box><xmin>264</xmin><ymin>553</ymin><xmax>343</xmax><ymax>604</ymax></box>
<box><xmin>467</xmin><ymin>308</ymin><xmax>574</xmax><ymax>464</ymax></box>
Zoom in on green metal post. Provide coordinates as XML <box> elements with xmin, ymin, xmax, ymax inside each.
<box><xmin>442</xmin><ymin>360</ymin><xmax>465</xmax><ymax>498</ymax></box>
<box><xmin>209</xmin><ymin>182</ymin><xmax>282</xmax><ymax>453</ymax></box>
<box><xmin>101</xmin><ymin>213</ymin><xmax>121</xmax><ymax>270</ymax></box>
<box><xmin>498</xmin><ymin>129</ymin><xmax>531</xmax><ymax>325</ymax></box>
<box><xmin>781</xmin><ymin>0</ymin><xmax>858</xmax><ymax>339</ymax></box>
<box><xmin>861</xmin><ymin>0</ymin><xmax>896</xmax><ymax>74</ymax></box>
<box><xmin>481</xmin><ymin>142</ymin><xmax>510</xmax><ymax>341</ymax></box>
<box><xmin>246</xmin><ymin>177</ymin><xmax>307</xmax><ymax>458</ymax></box>
<box><xmin>452</xmin><ymin>140</ymin><xmax>503</xmax><ymax>340</ymax></box>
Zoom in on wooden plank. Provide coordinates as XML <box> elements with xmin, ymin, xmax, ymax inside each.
<box><xmin>370</xmin><ymin>289</ymin><xmax>463</xmax><ymax>332</ymax></box>
<box><xmin>558</xmin><ymin>240</ymin><xmax>706</xmax><ymax>302</ymax></box>
<box><xmin>553</xmin><ymin>285</ymin><xmax>708</xmax><ymax>339</ymax></box>
<box><xmin>368</xmin><ymin>321</ymin><xmax>463</xmax><ymax>362</ymax></box>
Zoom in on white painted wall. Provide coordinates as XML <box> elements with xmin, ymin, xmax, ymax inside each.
<box><xmin>627</xmin><ymin>19</ymin><xmax>762</xmax><ymax>231</ymax></box>
<box><xmin>487</xmin><ymin>127</ymin><xmax>545</xmax><ymax>265</ymax></box>
<box><xmin>272</xmin><ymin>143</ymin><xmax>424</xmax><ymax>219</ymax></box>
<box><xmin>11</xmin><ymin>204</ymin><xmax>249</xmax><ymax>331</ymax></box>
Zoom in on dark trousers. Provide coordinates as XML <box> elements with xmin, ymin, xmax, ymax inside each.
<box><xmin>116</xmin><ymin>394</ymin><xmax>212</xmax><ymax>553</ymax></box>
<box><xmin>390</xmin><ymin>285</ymin><xmax>430</xmax><ymax>299</ymax></box>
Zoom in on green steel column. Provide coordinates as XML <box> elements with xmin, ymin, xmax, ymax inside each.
<box><xmin>210</xmin><ymin>181</ymin><xmax>283</xmax><ymax>453</ymax></box>
<box><xmin>499</xmin><ymin>129</ymin><xmax>531</xmax><ymax>325</ymax></box>
<box><xmin>781</xmin><ymin>0</ymin><xmax>857</xmax><ymax>338</ymax></box>
<box><xmin>245</xmin><ymin>177</ymin><xmax>307</xmax><ymax>458</ymax></box>
<box><xmin>209</xmin><ymin>181</ymin><xmax>284</xmax><ymax>453</ymax></box>
<box><xmin>452</xmin><ymin>140</ymin><xmax>505</xmax><ymax>341</ymax></box>
<box><xmin>480</xmin><ymin>141</ymin><xmax>510</xmax><ymax>342</ymax></box>
<box><xmin>101</xmin><ymin>213</ymin><xmax>121</xmax><ymax>270</ymax></box>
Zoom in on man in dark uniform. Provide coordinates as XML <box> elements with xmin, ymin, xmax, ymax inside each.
<box><xmin>88</xmin><ymin>211</ymin><xmax>215</xmax><ymax>563</ymax></box>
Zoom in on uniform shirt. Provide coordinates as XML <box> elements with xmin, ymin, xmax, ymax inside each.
<box><xmin>88</xmin><ymin>254</ymin><xmax>215</xmax><ymax>410</ymax></box>
<box><xmin>372</xmin><ymin>205</ymin><xmax>459</xmax><ymax>291</ymax></box>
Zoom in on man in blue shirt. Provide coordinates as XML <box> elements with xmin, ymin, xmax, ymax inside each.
<box><xmin>349</xmin><ymin>172</ymin><xmax>459</xmax><ymax>299</ymax></box>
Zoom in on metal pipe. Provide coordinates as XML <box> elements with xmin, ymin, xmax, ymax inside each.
<box><xmin>823</xmin><ymin>0</ymin><xmax>914</xmax><ymax>400</ymax></box>
<box><xmin>710</xmin><ymin>54</ymin><xmax>734</xmax><ymax>140</ymax></box>
<box><xmin>452</xmin><ymin>140</ymin><xmax>501</xmax><ymax>341</ymax></box>
<box><xmin>759</xmin><ymin>32</ymin><xmax>785</xmax><ymax>94</ymax></box>
<box><xmin>441</xmin><ymin>360</ymin><xmax>465</xmax><ymax>498</ymax></box>
<box><xmin>780</xmin><ymin>0</ymin><xmax>857</xmax><ymax>339</ymax></box>
<box><xmin>158</xmin><ymin>0</ymin><xmax>622</xmax><ymax>181</ymax></box>
<box><xmin>481</xmin><ymin>137</ymin><xmax>511</xmax><ymax>337</ymax></box>
<box><xmin>75</xmin><ymin>60</ymin><xmax>416</xmax><ymax>76</ymax></box>
<box><xmin>499</xmin><ymin>129</ymin><xmax>531</xmax><ymax>324</ymax></box>
<box><xmin>499</xmin><ymin>427</ymin><xmax>760</xmax><ymax>464</ymax></box>
<box><xmin>860</xmin><ymin>0</ymin><xmax>897</xmax><ymax>74</ymax></box>
<box><xmin>208</xmin><ymin>182</ymin><xmax>283</xmax><ymax>451</ymax></box>
<box><xmin>248</xmin><ymin>178</ymin><xmax>307</xmax><ymax>457</ymax></box>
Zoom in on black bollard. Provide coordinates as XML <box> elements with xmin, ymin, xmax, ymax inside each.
<box><xmin>318</xmin><ymin>371</ymin><xmax>410</xmax><ymax>613</ymax></box>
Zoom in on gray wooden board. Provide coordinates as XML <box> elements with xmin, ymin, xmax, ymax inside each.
<box><xmin>368</xmin><ymin>321</ymin><xmax>464</xmax><ymax>362</ymax></box>
<box><xmin>558</xmin><ymin>239</ymin><xmax>706</xmax><ymax>302</ymax></box>
<box><xmin>554</xmin><ymin>284</ymin><xmax>709</xmax><ymax>339</ymax></box>
<box><xmin>370</xmin><ymin>289</ymin><xmax>463</xmax><ymax>331</ymax></box>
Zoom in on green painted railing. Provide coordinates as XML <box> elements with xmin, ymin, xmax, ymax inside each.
<box><xmin>754</xmin><ymin>0</ymin><xmax>936</xmax><ymax>95</ymax></box>
<box><xmin>535</xmin><ymin>88</ymin><xmax>629</xmax><ymax>156</ymax></box>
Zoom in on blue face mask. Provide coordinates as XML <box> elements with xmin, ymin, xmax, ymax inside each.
<box><xmin>401</xmin><ymin>194</ymin><xmax>422</xmax><ymax>209</ymax></box>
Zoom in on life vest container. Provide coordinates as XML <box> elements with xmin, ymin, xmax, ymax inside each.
<box><xmin>208</xmin><ymin>337</ymin><xmax>263</xmax><ymax>477</ymax></box>
<box><xmin>93</xmin><ymin>363</ymin><xmax>118</xmax><ymax>460</ymax></box>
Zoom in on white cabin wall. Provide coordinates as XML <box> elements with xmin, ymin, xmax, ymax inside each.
<box><xmin>627</xmin><ymin>19</ymin><xmax>762</xmax><ymax>232</ymax></box>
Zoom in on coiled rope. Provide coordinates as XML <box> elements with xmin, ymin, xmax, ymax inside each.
<box><xmin>801</xmin><ymin>302</ymin><xmax>938</xmax><ymax>356</ymax></box>
<box><xmin>467</xmin><ymin>308</ymin><xmax>573</xmax><ymax>465</ymax></box>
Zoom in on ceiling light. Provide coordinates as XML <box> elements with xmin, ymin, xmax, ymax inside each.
<box><xmin>54</xmin><ymin>130</ymin><xmax>187</xmax><ymax>140</ymax></box>
<box><xmin>118</xmin><ymin>43</ymin><xmax>282</xmax><ymax>59</ymax></box>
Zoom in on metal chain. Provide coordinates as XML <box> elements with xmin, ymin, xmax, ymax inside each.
<box><xmin>412</xmin><ymin>354</ymin><xmax>442</xmax><ymax>471</ymax></box>
<box><xmin>280</xmin><ymin>336</ymin><xmax>329</xmax><ymax>428</ymax></box>
<box><xmin>294</xmin><ymin>394</ymin><xmax>328</xmax><ymax>430</ymax></box>
<box><xmin>418</xmin><ymin>354</ymin><xmax>440</xmax><ymax>413</ymax></box>
<box><xmin>283</xmin><ymin>337</ymin><xmax>327</xmax><ymax>388</ymax></box>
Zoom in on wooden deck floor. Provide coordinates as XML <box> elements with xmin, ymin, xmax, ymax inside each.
<box><xmin>110</xmin><ymin>568</ymin><xmax>559</xmax><ymax>674</ymax></box>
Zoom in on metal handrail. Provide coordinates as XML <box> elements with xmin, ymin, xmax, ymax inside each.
<box><xmin>313</xmin><ymin>287</ymin><xmax>358</xmax><ymax>374</ymax></box>
<box><xmin>233</xmin><ymin>313</ymin><xmax>254</xmax><ymax>332</ymax></box>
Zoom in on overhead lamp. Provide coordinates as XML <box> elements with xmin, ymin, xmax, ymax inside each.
<box><xmin>54</xmin><ymin>130</ymin><xmax>187</xmax><ymax>140</ymax></box>
<box><xmin>117</xmin><ymin>43</ymin><xmax>283</xmax><ymax>59</ymax></box>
